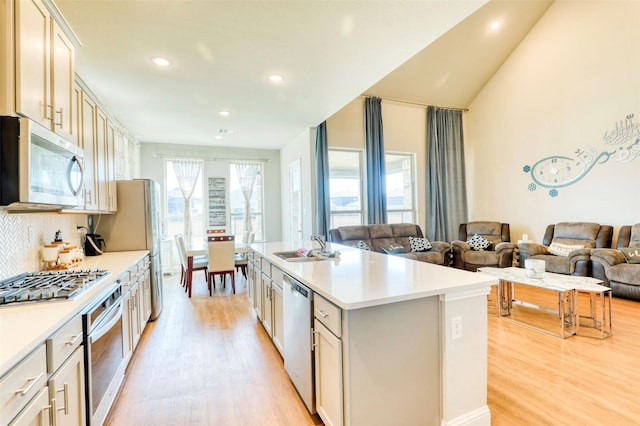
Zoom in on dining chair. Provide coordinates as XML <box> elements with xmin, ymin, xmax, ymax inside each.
<box><xmin>175</xmin><ymin>234</ymin><xmax>208</xmax><ymax>296</ymax></box>
<box><xmin>241</xmin><ymin>231</ymin><xmax>256</xmax><ymax>244</ymax></box>
<box><xmin>207</xmin><ymin>235</ymin><xmax>236</xmax><ymax>295</ymax></box>
<box><xmin>235</xmin><ymin>253</ymin><xmax>248</xmax><ymax>279</ymax></box>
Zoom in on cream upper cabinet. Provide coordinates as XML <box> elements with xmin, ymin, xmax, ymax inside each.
<box><xmin>6</xmin><ymin>0</ymin><xmax>77</xmax><ymax>140</ymax></box>
<box><xmin>50</xmin><ymin>18</ymin><xmax>75</xmax><ymax>141</ymax></box>
<box><xmin>106</xmin><ymin>120</ymin><xmax>118</xmax><ymax>212</ymax></box>
<box><xmin>95</xmin><ymin>107</ymin><xmax>108</xmax><ymax>211</ymax></box>
<box><xmin>80</xmin><ymin>92</ymin><xmax>98</xmax><ymax>211</ymax></box>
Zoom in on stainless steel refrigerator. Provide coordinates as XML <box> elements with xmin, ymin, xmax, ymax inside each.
<box><xmin>98</xmin><ymin>179</ymin><xmax>163</xmax><ymax>320</ymax></box>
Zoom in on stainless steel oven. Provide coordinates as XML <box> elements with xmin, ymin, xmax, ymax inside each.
<box><xmin>83</xmin><ymin>281</ymin><xmax>128</xmax><ymax>425</ymax></box>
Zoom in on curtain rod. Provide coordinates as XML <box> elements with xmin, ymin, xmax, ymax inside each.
<box><xmin>360</xmin><ymin>95</ymin><xmax>469</xmax><ymax>112</ymax></box>
<box><xmin>153</xmin><ymin>154</ymin><xmax>271</xmax><ymax>162</ymax></box>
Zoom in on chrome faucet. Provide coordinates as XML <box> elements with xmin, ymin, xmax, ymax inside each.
<box><xmin>311</xmin><ymin>233</ymin><xmax>327</xmax><ymax>252</ymax></box>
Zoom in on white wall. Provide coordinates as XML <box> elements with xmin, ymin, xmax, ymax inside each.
<box><xmin>140</xmin><ymin>143</ymin><xmax>282</xmax><ymax>242</ymax></box>
<box><xmin>280</xmin><ymin>129</ymin><xmax>314</xmax><ymax>242</ymax></box>
<box><xmin>466</xmin><ymin>0</ymin><xmax>640</xmax><ymax>244</ymax></box>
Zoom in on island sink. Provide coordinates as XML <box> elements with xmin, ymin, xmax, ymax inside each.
<box><xmin>273</xmin><ymin>250</ymin><xmax>329</xmax><ymax>262</ymax></box>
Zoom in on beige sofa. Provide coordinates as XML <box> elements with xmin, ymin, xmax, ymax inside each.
<box><xmin>328</xmin><ymin>223</ymin><xmax>450</xmax><ymax>265</ymax></box>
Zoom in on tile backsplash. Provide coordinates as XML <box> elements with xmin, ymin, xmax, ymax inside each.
<box><xmin>0</xmin><ymin>210</ymin><xmax>87</xmax><ymax>279</ymax></box>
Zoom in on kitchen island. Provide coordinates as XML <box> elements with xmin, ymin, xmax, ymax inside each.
<box><xmin>249</xmin><ymin>241</ymin><xmax>496</xmax><ymax>426</ymax></box>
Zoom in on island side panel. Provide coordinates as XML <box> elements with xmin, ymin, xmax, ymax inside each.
<box><xmin>342</xmin><ymin>295</ymin><xmax>441</xmax><ymax>425</ymax></box>
<box><xmin>440</xmin><ymin>288</ymin><xmax>491</xmax><ymax>426</ymax></box>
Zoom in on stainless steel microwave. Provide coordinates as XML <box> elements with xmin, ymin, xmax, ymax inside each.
<box><xmin>0</xmin><ymin>116</ymin><xmax>85</xmax><ymax>211</ymax></box>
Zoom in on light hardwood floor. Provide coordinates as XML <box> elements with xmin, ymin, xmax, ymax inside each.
<box><xmin>106</xmin><ymin>274</ymin><xmax>640</xmax><ymax>425</ymax></box>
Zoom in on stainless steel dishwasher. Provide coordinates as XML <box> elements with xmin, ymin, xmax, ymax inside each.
<box><xmin>283</xmin><ymin>274</ymin><xmax>315</xmax><ymax>413</ymax></box>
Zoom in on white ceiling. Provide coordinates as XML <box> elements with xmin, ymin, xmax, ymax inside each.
<box><xmin>55</xmin><ymin>0</ymin><xmax>552</xmax><ymax>150</ymax></box>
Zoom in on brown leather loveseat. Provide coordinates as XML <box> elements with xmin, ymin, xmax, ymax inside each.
<box><xmin>328</xmin><ymin>223</ymin><xmax>450</xmax><ymax>265</ymax></box>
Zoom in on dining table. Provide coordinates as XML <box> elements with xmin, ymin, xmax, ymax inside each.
<box><xmin>184</xmin><ymin>238</ymin><xmax>249</xmax><ymax>296</ymax></box>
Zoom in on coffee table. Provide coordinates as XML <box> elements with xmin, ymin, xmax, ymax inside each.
<box><xmin>479</xmin><ymin>267</ymin><xmax>612</xmax><ymax>339</ymax></box>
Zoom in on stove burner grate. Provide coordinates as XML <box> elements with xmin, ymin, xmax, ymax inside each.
<box><xmin>0</xmin><ymin>269</ymin><xmax>109</xmax><ymax>305</ymax></box>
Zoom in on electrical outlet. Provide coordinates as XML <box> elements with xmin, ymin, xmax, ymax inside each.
<box><xmin>452</xmin><ymin>316</ymin><xmax>462</xmax><ymax>340</ymax></box>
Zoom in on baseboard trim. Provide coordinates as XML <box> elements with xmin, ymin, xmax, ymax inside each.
<box><xmin>441</xmin><ymin>405</ymin><xmax>491</xmax><ymax>426</ymax></box>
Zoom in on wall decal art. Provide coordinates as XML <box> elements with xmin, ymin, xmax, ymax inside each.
<box><xmin>208</xmin><ymin>177</ymin><xmax>226</xmax><ymax>226</ymax></box>
<box><xmin>523</xmin><ymin>114</ymin><xmax>639</xmax><ymax>197</ymax></box>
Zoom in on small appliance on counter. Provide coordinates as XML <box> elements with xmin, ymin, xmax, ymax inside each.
<box><xmin>84</xmin><ymin>233</ymin><xmax>106</xmax><ymax>256</ymax></box>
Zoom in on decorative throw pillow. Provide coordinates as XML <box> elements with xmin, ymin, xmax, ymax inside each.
<box><xmin>381</xmin><ymin>244</ymin><xmax>408</xmax><ymax>255</ymax></box>
<box><xmin>620</xmin><ymin>247</ymin><xmax>640</xmax><ymax>264</ymax></box>
<box><xmin>355</xmin><ymin>240</ymin><xmax>371</xmax><ymax>251</ymax></box>
<box><xmin>409</xmin><ymin>236</ymin><xmax>432</xmax><ymax>252</ymax></box>
<box><xmin>467</xmin><ymin>234</ymin><xmax>491</xmax><ymax>251</ymax></box>
<box><xmin>548</xmin><ymin>242</ymin><xmax>584</xmax><ymax>257</ymax></box>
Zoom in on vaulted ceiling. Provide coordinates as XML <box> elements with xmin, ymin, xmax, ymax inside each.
<box><xmin>55</xmin><ymin>0</ymin><xmax>552</xmax><ymax>149</ymax></box>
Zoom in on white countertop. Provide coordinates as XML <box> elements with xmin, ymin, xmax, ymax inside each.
<box><xmin>0</xmin><ymin>251</ymin><xmax>148</xmax><ymax>377</ymax></box>
<box><xmin>251</xmin><ymin>241</ymin><xmax>495</xmax><ymax>310</ymax></box>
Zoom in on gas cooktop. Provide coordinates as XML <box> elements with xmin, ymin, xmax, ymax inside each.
<box><xmin>0</xmin><ymin>269</ymin><xmax>110</xmax><ymax>306</ymax></box>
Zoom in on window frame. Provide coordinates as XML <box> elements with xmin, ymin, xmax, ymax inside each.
<box><xmin>385</xmin><ymin>151</ymin><xmax>417</xmax><ymax>224</ymax></box>
<box><xmin>327</xmin><ymin>148</ymin><xmax>365</xmax><ymax>228</ymax></box>
<box><xmin>228</xmin><ymin>161</ymin><xmax>265</xmax><ymax>241</ymax></box>
<box><xmin>163</xmin><ymin>158</ymin><xmax>205</xmax><ymax>240</ymax></box>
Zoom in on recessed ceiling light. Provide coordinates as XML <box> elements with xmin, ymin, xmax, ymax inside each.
<box><xmin>214</xmin><ymin>135</ymin><xmax>223</xmax><ymax>140</ymax></box>
<box><xmin>490</xmin><ymin>20</ymin><xmax>501</xmax><ymax>31</ymax></box>
<box><xmin>151</xmin><ymin>57</ymin><xmax>171</xmax><ymax>67</ymax></box>
<box><xmin>269</xmin><ymin>74</ymin><xmax>284</xmax><ymax>83</ymax></box>
<box><xmin>219</xmin><ymin>110</ymin><xmax>230</xmax><ymax>117</ymax></box>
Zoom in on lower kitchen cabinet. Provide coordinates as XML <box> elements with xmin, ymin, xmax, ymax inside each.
<box><xmin>1</xmin><ymin>345</ymin><xmax>48</xmax><ymax>426</ymax></box>
<box><xmin>48</xmin><ymin>347</ymin><xmax>85</xmax><ymax>426</ymax></box>
<box><xmin>313</xmin><ymin>319</ymin><xmax>343</xmax><ymax>426</ymax></box>
<box><xmin>127</xmin><ymin>281</ymin><xmax>142</xmax><ymax>351</ymax></box>
<box><xmin>261</xmin><ymin>272</ymin><xmax>273</xmax><ymax>337</ymax></box>
<box><xmin>8</xmin><ymin>387</ymin><xmax>51</xmax><ymax>426</ymax></box>
<box><xmin>271</xmin><ymin>278</ymin><xmax>284</xmax><ymax>355</ymax></box>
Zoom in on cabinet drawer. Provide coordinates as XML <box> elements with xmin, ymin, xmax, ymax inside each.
<box><xmin>271</xmin><ymin>266</ymin><xmax>284</xmax><ymax>288</ymax></box>
<box><xmin>314</xmin><ymin>294</ymin><xmax>342</xmax><ymax>338</ymax></box>
<box><xmin>0</xmin><ymin>344</ymin><xmax>47</xmax><ymax>425</ymax></box>
<box><xmin>46</xmin><ymin>316</ymin><xmax>83</xmax><ymax>373</ymax></box>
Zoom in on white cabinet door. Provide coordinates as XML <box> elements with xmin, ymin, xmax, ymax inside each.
<box><xmin>314</xmin><ymin>319</ymin><xmax>343</xmax><ymax>426</ymax></box>
<box><xmin>271</xmin><ymin>282</ymin><xmax>284</xmax><ymax>356</ymax></box>
<box><xmin>15</xmin><ymin>0</ymin><xmax>50</xmax><ymax>126</ymax></box>
<box><xmin>246</xmin><ymin>261</ymin><xmax>255</xmax><ymax>308</ymax></box>
<box><xmin>261</xmin><ymin>273</ymin><xmax>273</xmax><ymax>337</ymax></box>
<box><xmin>8</xmin><ymin>387</ymin><xmax>51</xmax><ymax>426</ymax></box>
<box><xmin>95</xmin><ymin>107</ymin><xmax>108</xmax><ymax>211</ymax></box>
<box><xmin>50</xmin><ymin>18</ymin><xmax>74</xmax><ymax>141</ymax></box>
<box><xmin>142</xmin><ymin>268</ymin><xmax>152</xmax><ymax>323</ymax></box>
<box><xmin>80</xmin><ymin>93</ymin><xmax>98</xmax><ymax>210</ymax></box>
<box><xmin>48</xmin><ymin>346</ymin><xmax>85</xmax><ymax>426</ymax></box>
<box><xmin>254</xmin><ymin>267</ymin><xmax>263</xmax><ymax>321</ymax></box>
<box><xmin>127</xmin><ymin>283</ymin><xmax>141</xmax><ymax>350</ymax></box>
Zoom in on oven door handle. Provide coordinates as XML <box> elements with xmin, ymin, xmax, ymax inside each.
<box><xmin>89</xmin><ymin>302</ymin><xmax>123</xmax><ymax>344</ymax></box>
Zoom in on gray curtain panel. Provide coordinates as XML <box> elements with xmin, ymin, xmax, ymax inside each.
<box><xmin>365</xmin><ymin>97</ymin><xmax>387</xmax><ymax>224</ymax></box>
<box><xmin>426</xmin><ymin>106</ymin><xmax>468</xmax><ymax>241</ymax></box>
<box><xmin>315</xmin><ymin>121</ymin><xmax>330</xmax><ymax>237</ymax></box>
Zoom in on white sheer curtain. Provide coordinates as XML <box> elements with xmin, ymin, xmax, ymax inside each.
<box><xmin>172</xmin><ymin>159</ymin><xmax>202</xmax><ymax>241</ymax></box>
<box><xmin>234</xmin><ymin>162</ymin><xmax>259</xmax><ymax>233</ymax></box>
